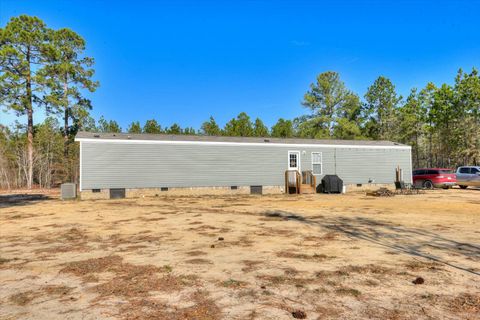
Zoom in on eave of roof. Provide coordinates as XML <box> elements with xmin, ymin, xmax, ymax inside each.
<box><xmin>74</xmin><ymin>131</ymin><xmax>410</xmax><ymax>148</ymax></box>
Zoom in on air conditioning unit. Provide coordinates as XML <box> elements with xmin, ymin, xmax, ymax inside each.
<box><xmin>61</xmin><ymin>183</ymin><xmax>77</xmax><ymax>200</ymax></box>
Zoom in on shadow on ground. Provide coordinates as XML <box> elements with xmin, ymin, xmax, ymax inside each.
<box><xmin>0</xmin><ymin>194</ymin><xmax>52</xmax><ymax>208</ymax></box>
<box><xmin>263</xmin><ymin>210</ymin><xmax>480</xmax><ymax>276</ymax></box>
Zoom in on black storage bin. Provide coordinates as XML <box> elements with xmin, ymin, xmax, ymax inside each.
<box><xmin>321</xmin><ymin>175</ymin><xmax>343</xmax><ymax>193</ymax></box>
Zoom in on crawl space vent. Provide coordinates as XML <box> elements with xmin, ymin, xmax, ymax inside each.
<box><xmin>110</xmin><ymin>188</ymin><xmax>125</xmax><ymax>199</ymax></box>
<box><xmin>250</xmin><ymin>186</ymin><xmax>263</xmax><ymax>195</ymax></box>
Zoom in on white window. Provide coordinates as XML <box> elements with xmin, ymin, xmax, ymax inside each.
<box><xmin>288</xmin><ymin>151</ymin><xmax>300</xmax><ymax>171</ymax></box>
<box><xmin>311</xmin><ymin>152</ymin><xmax>322</xmax><ymax>175</ymax></box>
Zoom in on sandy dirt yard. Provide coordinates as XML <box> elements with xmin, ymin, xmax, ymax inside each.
<box><xmin>0</xmin><ymin>189</ymin><xmax>479</xmax><ymax>320</ymax></box>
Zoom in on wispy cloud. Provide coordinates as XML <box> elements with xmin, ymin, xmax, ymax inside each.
<box><xmin>345</xmin><ymin>57</ymin><xmax>360</xmax><ymax>64</ymax></box>
<box><xmin>291</xmin><ymin>40</ymin><xmax>310</xmax><ymax>47</ymax></box>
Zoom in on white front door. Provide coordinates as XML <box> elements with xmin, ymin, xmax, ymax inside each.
<box><xmin>288</xmin><ymin>151</ymin><xmax>300</xmax><ymax>171</ymax></box>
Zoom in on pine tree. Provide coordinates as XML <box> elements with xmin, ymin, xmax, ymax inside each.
<box><xmin>97</xmin><ymin>116</ymin><xmax>121</xmax><ymax>133</ymax></box>
<box><xmin>253</xmin><ymin>118</ymin><xmax>269</xmax><ymax>137</ymax></box>
<box><xmin>201</xmin><ymin>116</ymin><xmax>222</xmax><ymax>136</ymax></box>
<box><xmin>127</xmin><ymin>121</ymin><xmax>142</xmax><ymax>133</ymax></box>
<box><xmin>41</xmin><ymin>27</ymin><xmax>98</xmax><ymax>154</ymax></box>
<box><xmin>0</xmin><ymin>15</ymin><xmax>48</xmax><ymax>188</ymax></box>
<box><xmin>224</xmin><ymin>112</ymin><xmax>254</xmax><ymax>137</ymax></box>
<box><xmin>183</xmin><ymin>127</ymin><xmax>196</xmax><ymax>135</ymax></box>
<box><xmin>271</xmin><ymin>118</ymin><xmax>294</xmax><ymax>138</ymax></box>
<box><xmin>398</xmin><ymin>89</ymin><xmax>427</xmax><ymax>167</ymax></box>
<box><xmin>364</xmin><ymin>76</ymin><xmax>401</xmax><ymax>140</ymax></box>
<box><xmin>143</xmin><ymin>119</ymin><xmax>162</xmax><ymax>134</ymax></box>
<box><xmin>166</xmin><ymin>123</ymin><xmax>182</xmax><ymax>134</ymax></box>
<box><xmin>301</xmin><ymin>71</ymin><xmax>360</xmax><ymax>138</ymax></box>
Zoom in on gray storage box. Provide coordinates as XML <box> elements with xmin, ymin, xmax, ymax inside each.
<box><xmin>61</xmin><ymin>183</ymin><xmax>77</xmax><ymax>200</ymax></box>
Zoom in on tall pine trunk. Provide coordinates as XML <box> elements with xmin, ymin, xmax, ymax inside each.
<box><xmin>26</xmin><ymin>48</ymin><xmax>33</xmax><ymax>189</ymax></box>
<box><xmin>63</xmin><ymin>76</ymin><xmax>70</xmax><ymax>182</ymax></box>
<box><xmin>63</xmin><ymin>77</ymin><xmax>69</xmax><ymax>155</ymax></box>
<box><xmin>415</xmin><ymin>131</ymin><xmax>420</xmax><ymax>168</ymax></box>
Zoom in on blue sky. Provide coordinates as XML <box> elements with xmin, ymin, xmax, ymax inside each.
<box><xmin>1</xmin><ymin>0</ymin><xmax>480</xmax><ymax>130</ymax></box>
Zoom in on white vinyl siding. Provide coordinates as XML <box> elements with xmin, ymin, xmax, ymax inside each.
<box><xmin>79</xmin><ymin>142</ymin><xmax>412</xmax><ymax>189</ymax></box>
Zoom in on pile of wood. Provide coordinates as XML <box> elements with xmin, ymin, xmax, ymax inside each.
<box><xmin>366</xmin><ymin>187</ymin><xmax>395</xmax><ymax>197</ymax></box>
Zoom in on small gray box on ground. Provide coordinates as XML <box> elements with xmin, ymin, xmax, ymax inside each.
<box><xmin>61</xmin><ymin>183</ymin><xmax>77</xmax><ymax>200</ymax></box>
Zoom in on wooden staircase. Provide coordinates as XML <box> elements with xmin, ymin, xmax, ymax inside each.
<box><xmin>300</xmin><ymin>183</ymin><xmax>315</xmax><ymax>194</ymax></box>
<box><xmin>285</xmin><ymin>170</ymin><xmax>317</xmax><ymax>194</ymax></box>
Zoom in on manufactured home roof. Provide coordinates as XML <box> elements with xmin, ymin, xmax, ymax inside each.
<box><xmin>75</xmin><ymin>131</ymin><xmax>409</xmax><ymax>147</ymax></box>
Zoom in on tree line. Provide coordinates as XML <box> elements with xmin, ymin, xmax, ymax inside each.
<box><xmin>1</xmin><ymin>15</ymin><xmax>479</xmax><ymax>189</ymax></box>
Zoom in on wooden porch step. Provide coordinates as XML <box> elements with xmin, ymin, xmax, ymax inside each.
<box><xmin>300</xmin><ymin>184</ymin><xmax>315</xmax><ymax>194</ymax></box>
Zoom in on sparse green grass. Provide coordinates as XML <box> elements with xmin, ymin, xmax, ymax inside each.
<box><xmin>162</xmin><ymin>265</ymin><xmax>173</xmax><ymax>273</ymax></box>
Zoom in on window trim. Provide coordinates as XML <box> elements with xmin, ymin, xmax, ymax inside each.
<box><xmin>287</xmin><ymin>150</ymin><xmax>300</xmax><ymax>171</ymax></box>
<box><xmin>311</xmin><ymin>152</ymin><xmax>323</xmax><ymax>175</ymax></box>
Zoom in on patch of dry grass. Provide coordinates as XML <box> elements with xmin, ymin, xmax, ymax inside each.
<box><xmin>277</xmin><ymin>250</ymin><xmax>329</xmax><ymax>261</ymax></box>
<box><xmin>36</xmin><ymin>243</ymin><xmax>89</xmax><ymax>254</ymax></box>
<box><xmin>448</xmin><ymin>293</ymin><xmax>480</xmax><ymax>314</ymax></box>
<box><xmin>9</xmin><ymin>291</ymin><xmax>40</xmax><ymax>306</ymax></box>
<box><xmin>60</xmin><ymin>255</ymin><xmax>124</xmax><ymax>276</ymax></box>
<box><xmin>256</xmin><ymin>274</ymin><xmax>312</xmax><ymax>288</ymax></box>
<box><xmin>221</xmin><ymin>279</ymin><xmax>249</xmax><ymax>289</ymax></box>
<box><xmin>94</xmin><ymin>273</ymin><xmax>191</xmax><ymax>299</ymax></box>
<box><xmin>335</xmin><ymin>287</ymin><xmax>362</xmax><ymax>298</ymax></box>
<box><xmin>241</xmin><ymin>260</ymin><xmax>264</xmax><ymax>273</ymax></box>
<box><xmin>41</xmin><ymin>284</ymin><xmax>74</xmax><ymax>296</ymax></box>
<box><xmin>185</xmin><ymin>250</ymin><xmax>207</xmax><ymax>256</ymax></box>
<box><xmin>118</xmin><ymin>244</ymin><xmax>149</xmax><ymax>252</ymax></box>
<box><xmin>61</xmin><ymin>227</ymin><xmax>88</xmax><ymax>242</ymax></box>
<box><xmin>185</xmin><ymin>258</ymin><xmax>213</xmax><ymax>265</ymax></box>
<box><xmin>119</xmin><ymin>291</ymin><xmax>222</xmax><ymax>320</ymax></box>
<box><xmin>61</xmin><ymin>255</ymin><xmax>196</xmax><ymax>300</ymax></box>
<box><xmin>362</xmin><ymin>307</ymin><xmax>407</xmax><ymax>320</ymax></box>
<box><xmin>404</xmin><ymin>260</ymin><xmax>443</xmax><ymax>271</ymax></box>
<box><xmin>341</xmin><ymin>264</ymin><xmax>393</xmax><ymax>275</ymax></box>
<box><xmin>35</xmin><ymin>228</ymin><xmax>90</xmax><ymax>254</ymax></box>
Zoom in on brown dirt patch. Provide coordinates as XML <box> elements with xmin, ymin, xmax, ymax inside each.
<box><xmin>404</xmin><ymin>260</ymin><xmax>444</xmax><ymax>271</ymax></box>
<box><xmin>9</xmin><ymin>291</ymin><xmax>40</xmax><ymax>306</ymax></box>
<box><xmin>94</xmin><ymin>273</ymin><xmax>191</xmax><ymax>299</ymax></box>
<box><xmin>448</xmin><ymin>293</ymin><xmax>480</xmax><ymax>314</ymax></box>
<box><xmin>257</xmin><ymin>274</ymin><xmax>312</xmax><ymax>288</ymax></box>
<box><xmin>335</xmin><ymin>287</ymin><xmax>362</xmax><ymax>297</ymax></box>
<box><xmin>60</xmin><ymin>255</ymin><xmax>124</xmax><ymax>276</ymax></box>
<box><xmin>220</xmin><ymin>278</ymin><xmax>249</xmax><ymax>289</ymax></box>
<box><xmin>241</xmin><ymin>260</ymin><xmax>264</xmax><ymax>272</ymax></box>
<box><xmin>185</xmin><ymin>258</ymin><xmax>213</xmax><ymax>265</ymax></box>
<box><xmin>276</xmin><ymin>250</ymin><xmax>330</xmax><ymax>261</ymax></box>
<box><xmin>186</xmin><ymin>250</ymin><xmax>208</xmax><ymax>256</ymax></box>
<box><xmin>119</xmin><ymin>291</ymin><xmax>222</xmax><ymax>320</ymax></box>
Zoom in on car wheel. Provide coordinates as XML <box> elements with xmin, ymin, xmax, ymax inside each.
<box><xmin>459</xmin><ymin>185</ymin><xmax>468</xmax><ymax>189</ymax></box>
<box><xmin>423</xmin><ymin>180</ymin><xmax>434</xmax><ymax>189</ymax></box>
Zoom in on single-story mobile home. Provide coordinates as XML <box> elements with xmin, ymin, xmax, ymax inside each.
<box><xmin>75</xmin><ymin>132</ymin><xmax>412</xmax><ymax>199</ymax></box>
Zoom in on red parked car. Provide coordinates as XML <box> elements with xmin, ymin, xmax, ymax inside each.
<box><xmin>412</xmin><ymin>168</ymin><xmax>456</xmax><ymax>189</ymax></box>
